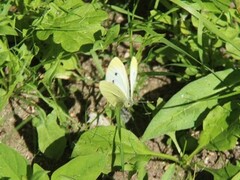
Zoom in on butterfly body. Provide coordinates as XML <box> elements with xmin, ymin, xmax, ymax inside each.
<box><xmin>99</xmin><ymin>57</ymin><xmax>138</xmax><ymax>107</ymax></box>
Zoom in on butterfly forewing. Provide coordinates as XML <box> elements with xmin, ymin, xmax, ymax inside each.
<box><xmin>130</xmin><ymin>57</ymin><xmax>138</xmax><ymax>100</ymax></box>
<box><xmin>105</xmin><ymin>57</ymin><xmax>130</xmax><ymax>99</ymax></box>
<box><xmin>99</xmin><ymin>81</ymin><xmax>128</xmax><ymax>107</ymax></box>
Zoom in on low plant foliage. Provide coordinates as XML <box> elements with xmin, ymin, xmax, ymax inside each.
<box><xmin>1</xmin><ymin>0</ymin><xmax>240</xmax><ymax>179</ymax></box>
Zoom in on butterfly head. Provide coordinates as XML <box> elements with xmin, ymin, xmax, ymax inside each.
<box><xmin>124</xmin><ymin>100</ymin><xmax>133</xmax><ymax>108</ymax></box>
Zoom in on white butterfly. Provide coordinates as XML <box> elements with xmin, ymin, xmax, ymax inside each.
<box><xmin>99</xmin><ymin>57</ymin><xmax>138</xmax><ymax>107</ymax></box>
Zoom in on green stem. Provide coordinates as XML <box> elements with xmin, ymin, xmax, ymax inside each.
<box><xmin>149</xmin><ymin>151</ymin><xmax>179</xmax><ymax>163</ymax></box>
<box><xmin>115</xmin><ymin>105</ymin><xmax>125</xmax><ymax>171</ymax></box>
<box><xmin>185</xmin><ymin>146</ymin><xmax>203</xmax><ymax>165</ymax></box>
<box><xmin>168</xmin><ymin>132</ymin><xmax>183</xmax><ymax>156</ymax></box>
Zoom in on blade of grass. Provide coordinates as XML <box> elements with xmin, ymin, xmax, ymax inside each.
<box><xmin>197</xmin><ymin>17</ymin><xmax>203</xmax><ymax>63</ymax></box>
<box><xmin>171</xmin><ymin>0</ymin><xmax>240</xmax><ymax>52</ymax></box>
<box><xmin>109</xmin><ymin>5</ymin><xmax>143</xmax><ymax>20</ymax></box>
<box><xmin>90</xmin><ymin>50</ymin><xmax>104</xmax><ymax>78</ymax></box>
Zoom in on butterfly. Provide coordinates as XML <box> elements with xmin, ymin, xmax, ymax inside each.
<box><xmin>99</xmin><ymin>57</ymin><xmax>138</xmax><ymax>108</ymax></box>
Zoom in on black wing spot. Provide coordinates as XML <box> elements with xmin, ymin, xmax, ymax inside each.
<box><xmin>115</xmin><ymin>72</ymin><xmax>118</xmax><ymax>76</ymax></box>
<box><xmin>112</xmin><ymin>79</ymin><xmax>115</xmax><ymax>83</ymax></box>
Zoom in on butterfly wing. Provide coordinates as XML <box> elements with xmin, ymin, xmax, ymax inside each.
<box><xmin>105</xmin><ymin>57</ymin><xmax>130</xmax><ymax>100</ymax></box>
<box><xmin>99</xmin><ymin>81</ymin><xmax>128</xmax><ymax>107</ymax></box>
<box><xmin>130</xmin><ymin>56</ymin><xmax>138</xmax><ymax>99</ymax></box>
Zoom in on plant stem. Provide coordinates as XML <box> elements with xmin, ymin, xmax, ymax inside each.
<box><xmin>115</xmin><ymin>105</ymin><xmax>125</xmax><ymax>171</ymax></box>
<box><xmin>148</xmin><ymin>151</ymin><xmax>179</xmax><ymax>163</ymax></box>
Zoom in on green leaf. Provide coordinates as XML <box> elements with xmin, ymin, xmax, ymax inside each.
<box><xmin>93</xmin><ymin>24</ymin><xmax>120</xmax><ymax>52</ymax></box>
<box><xmin>0</xmin><ymin>143</ymin><xmax>28</xmax><ymax>179</ymax></box>
<box><xmin>42</xmin><ymin>58</ymin><xmax>61</xmax><ymax>85</ymax></box>
<box><xmin>142</xmin><ymin>69</ymin><xmax>240</xmax><ymax>141</ymax></box>
<box><xmin>206</xmin><ymin>162</ymin><xmax>240</xmax><ymax>180</ymax></box>
<box><xmin>226</xmin><ymin>38</ymin><xmax>240</xmax><ymax>60</ymax></box>
<box><xmin>200</xmin><ymin>102</ymin><xmax>240</xmax><ymax>151</ymax></box>
<box><xmin>171</xmin><ymin>0</ymin><xmax>240</xmax><ymax>52</ymax></box>
<box><xmin>0</xmin><ymin>41</ymin><xmax>25</xmax><ymax>112</ymax></box>
<box><xmin>134</xmin><ymin>160</ymin><xmax>148</xmax><ymax>180</ymax></box>
<box><xmin>150</xmin><ymin>10</ymin><xmax>172</xmax><ymax>25</ymax></box>
<box><xmin>232</xmin><ymin>170</ymin><xmax>240</xmax><ymax>180</ymax></box>
<box><xmin>31</xmin><ymin>163</ymin><xmax>49</xmax><ymax>180</ymax></box>
<box><xmin>34</xmin><ymin>1</ymin><xmax>107</xmax><ymax>52</ymax></box>
<box><xmin>33</xmin><ymin>110</ymin><xmax>66</xmax><ymax>160</ymax></box>
<box><xmin>102</xmin><ymin>24</ymin><xmax>120</xmax><ymax>49</ymax></box>
<box><xmin>0</xmin><ymin>25</ymin><xmax>18</xmax><ymax>36</ymax></box>
<box><xmin>72</xmin><ymin>126</ymin><xmax>152</xmax><ymax>172</ymax></box>
<box><xmin>0</xmin><ymin>15</ymin><xmax>18</xmax><ymax>36</ymax></box>
<box><xmin>0</xmin><ymin>39</ymin><xmax>15</xmax><ymax>66</ymax></box>
<box><xmin>44</xmin><ymin>55</ymin><xmax>78</xmax><ymax>79</ymax></box>
<box><xmin>198</xmin><ymin>104</ymin><xmax>231</xmax><ymax>148</ymax></box>
<box><xmin>51</xmin><ymin>153</ymin><xmax>108</xmax><ymax>180</ymax></box>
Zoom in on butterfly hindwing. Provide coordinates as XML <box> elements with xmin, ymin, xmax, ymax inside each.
<box><xmin>99</xmin><ymin>81</ymin><xmax>128</xmax><ymax>107</ymax></box>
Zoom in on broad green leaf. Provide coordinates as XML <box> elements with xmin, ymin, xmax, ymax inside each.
<box><xmin>51</xmin><ymin>153</ymin><xmax>108</xmax><ymax>180</ymax></box>
<box><xmin>232</xmin><ymin>170</ymin><xmax>240</xmax><ymax>180</ymax></box>
<box><xmin>0</xmin><ymin>25</ymin><xmax>18</xmax><ymax>36</ymax></box>
<box><xmin>31</xmin><ymin>163</ymin><xmax>49</xmax><ymax>180</ymax></box>
<box><xmin>202</xmin><ymin>102</ymin><xmax>240</xmax><ymax>151</ymax></box>
<box><xmin>142</xmin><ymin>69</ymin><xmax>240</xmax><ymax>141</ymax></box>
<box><xmin>34</xmin><ymin>1</ymin><xmax>107</xmax><ymax>52</ymax></box>
<box><xmin>0</xmin><ymin>143</ymin><xmax>28</xmax><ymax>179</ymax></box>
<box><xmin>0</xmin><ymin>15</ymin><xmax>17</xmax><ymax>36</ymax></box>
<box><xmin>72</xmin><ymin>126</ymin><xmax>151</xmax><ymax>156</ymax></box>
<box><xmin>198</xmin><ymin>103</ymin><xmax>231</xmax><ymax>148</ymax></box>
<box><xmin>203</xmin><ymin>102</ymin><xmax>240</xmax><ymax>151</ymax></box>
<box><xmin>33</xmin><ymin>110</ymin><xmax>66</xmax><ymax>160</ymax></box>
<box><xmin>72</xmin><ymin>126</ymin><xmax>152</xmax><ymax>172</ymax></box>
<box><xmin>206</xmin><ymin>162</ymin><xmax>240</xmax><ymax>180</ymax></box>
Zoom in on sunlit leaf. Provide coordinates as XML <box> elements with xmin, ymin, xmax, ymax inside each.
<box><xmin>199</xmin><ymin>102</ymin><xmax>240</xmax><ymax>151</ymax></box>
<box><xmin>0</xmin><ymin>15</ymin><xmax>17</xmax><ymax>36</ymax></box>
<box><xmin>31</xmin><ymin>163</ymin><xmax>49</xmax><ymax>180</ymax></box>
<box><xmin>72</xmin><ymin>126</ymin><xmax>151</xmax><ymax>173</ymax></box>
<box><xmin>33</xmin><ymin>109</ymin><xmax>66</xmax><ymax>160</ymax></box>
<box><xmin>142</xmin><ymin>69</ymin><xmax>240</xmax><ymax>141</ymax></box>
<box><xmin>0</xmin><ymin>143</ymin><xmax>28</xmax><ymax>179</ymax></box>
<box><xmin>206</xmin><ymin>162</ymin><xmax>240</xmax><ymax>180</ymax></box>
<box><xmin>51</xmin><ymin>154</ymin><xmax>107</xmax><ymax>180</ymax></box>
<box><xmin>34</xmin><ymin>1</ymin><xmax>107</xmax><ymax>52</ymax></box>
